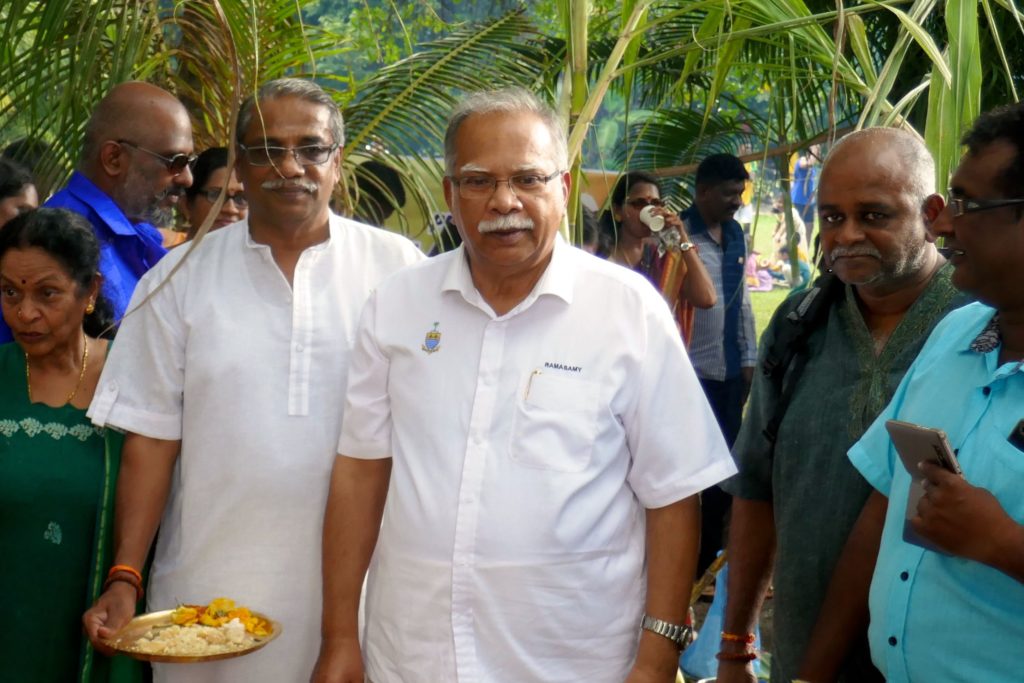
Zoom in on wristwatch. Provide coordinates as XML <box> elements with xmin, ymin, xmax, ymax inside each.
<box><xmin>679</xmin><ymin>241</ymin><xmax>696</xmax><ymax>253</ymax></box>
<box><xmin>640</xmin><ymin>614</ymin><xmax>692</xmax><ymax>648</ymax></box>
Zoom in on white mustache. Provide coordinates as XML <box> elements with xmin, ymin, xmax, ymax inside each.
<box><xmin>262</xmin><ymin>179</ymin><xmax>317</xmax><ymax>193</ymax></box>
<box><xmin>830</xmin><ymin>245</ymin><xmax>881</xmax><ymax>264</ymax></box>
<box><xmin>478</xmin><ymin>215</ymin><xmax>534</xmax><ymax>233</ymax></box>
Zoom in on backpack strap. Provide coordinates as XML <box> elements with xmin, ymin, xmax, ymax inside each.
<box><xmin>761</xmin><ymin>272</ymin><xmax>842</xmax><ymax>447</ymax></box>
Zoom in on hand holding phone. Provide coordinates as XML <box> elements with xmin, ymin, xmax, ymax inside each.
<box><xmin>885</xmin><ymin>420</ymin><xmax>963</xmax><ymax>552</ymax></box>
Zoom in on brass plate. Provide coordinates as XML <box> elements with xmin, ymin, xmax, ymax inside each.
<box><xmin>102</xmin><ymin>609</ymin><xmax>281</xmax><ymax>663</ymax></box>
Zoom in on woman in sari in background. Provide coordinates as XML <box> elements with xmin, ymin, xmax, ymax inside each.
<box><xmin>0</xmin><ymin>208</ymin><xmax>146</xmax><ymax>682</ymax></box>
<box><xmin>597</xmin><ymin>170</ymin><xmax>716</xmax><ymax>345</ymax></box>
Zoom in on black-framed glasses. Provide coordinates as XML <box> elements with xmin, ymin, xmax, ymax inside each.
<box><xmin>199</xmin><ymin>189</ymin><xmax>248</xmax><ymax>207</ymax></box>
<box><xmin>238</xmin><ymin>143</ymin><xmax>339</xmax><ymax>167</ymax></box>
<box><xmin>117</xmin><ymin>140</ymin><xmax>196</xmax><ymax>175</ymax></box>
<box><xmin>626</xmin><ymin>198</ymin><xmax>665</xmax><ymax>209</ymax></box>
<box><xmin>947</xmin><ymin>189</ymin><xmax>1024</xmax><ymax>218</ymax></box>
<box><xmin>449</xmin><ymin>170</ymin><xmax>563</xmax><ymax>199</ymax></box>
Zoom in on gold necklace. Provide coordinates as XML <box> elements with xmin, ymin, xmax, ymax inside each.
<box><xmin>26</xmin><ymin>332</ymin><xmax>89</xmax><ymax>406</ymax></box>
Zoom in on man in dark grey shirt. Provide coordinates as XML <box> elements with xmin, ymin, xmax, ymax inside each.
<box><xmin>716</xmin><ymin>128</ymin><xmax>967</xmax><ymax>683</ymax></box>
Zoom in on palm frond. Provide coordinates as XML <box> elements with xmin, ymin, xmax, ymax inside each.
<box><xmin>339</xmin><ymin>11</ymin><xmax>552</xmax><ymax>227</ymax></box>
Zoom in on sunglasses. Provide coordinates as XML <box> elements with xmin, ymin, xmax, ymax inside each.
<box><xmin>117</xmin><ymin>140</ymin><xmax>197</xmax><ymax>175</ymax></box>
<box><xmin>198</xmin><ymin>189</ymin><xmax>248</xmax><ymax>207</ymax></box>
<box><xmin>626</xmin><ymin>198</ymin><xmax>665</xmax><ymax>209</ymax></box>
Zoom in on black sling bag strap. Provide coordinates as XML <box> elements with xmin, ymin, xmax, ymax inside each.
<box><xmin>761</xmin><ymin>272</ymin><xmax>844</xmax><ymax>448</ymax></box>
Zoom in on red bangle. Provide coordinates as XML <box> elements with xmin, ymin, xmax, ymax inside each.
<box><xmin>716</xmin><ymin>650</ymin><xmax>758</xmax><ymax>662</ymax></box>
<box><xmin>108</xmin><ymin>564</ymin><xmax>143</xmax><ymax>585</ymax></box>
<box><xmin>721</xmin><ymin>631</ymin><xmax>756</xmax><ymax>644</ymax></box>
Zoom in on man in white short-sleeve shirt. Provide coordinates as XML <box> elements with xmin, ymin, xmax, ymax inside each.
<box><xmin>312</xmin><ymin>88</ymin><xmax>736</xmax><ymax>683</ymax></box>
<box><xmin>82</xmin><ymin>78</ymin><xmax>423</xmax><ymax>683</ymax></box>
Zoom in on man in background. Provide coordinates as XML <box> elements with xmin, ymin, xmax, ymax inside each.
<box><xmin>683</xmin><ymin>153</ymin><xmax>757</xmax><ymax>574</ymax></box>
<box><xmin>45</xmin><ymin>81</ymin><xmax>194</xmax><ymax>321</ymax></box>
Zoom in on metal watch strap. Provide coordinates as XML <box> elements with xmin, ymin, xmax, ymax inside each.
<box><xmin>640</xmin><ymin>614</ymin><xmax>690</xmax><ymax>647</ymax></box>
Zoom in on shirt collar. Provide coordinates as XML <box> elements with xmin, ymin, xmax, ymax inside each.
<box><xmin>66</xmin><ymin>172</ymin><xmax>157</xmax><ymax>237</ymax></box>
<box><xmin>243</xmin><ymin>212</ymin><xmax>336</xmax><ymax>252</ymax></box>
<box><xmin>681</xmin><ymin>204</ymin><xmax>741</xmax><ymax>237</ymax></box>
<box><xmin>969</xmin><ymin>313</ymin><xmax>1001</xmax><ymax>354</ymax></box>
<box><xmin>441</xmin><ymin>233</ymin><xmax>576</xmax><ymax>316</ymax></box>
<box><xmin>964</xmin><ymin>311</ymin><xmax>1024</xmax><ymax>378</ymax></box>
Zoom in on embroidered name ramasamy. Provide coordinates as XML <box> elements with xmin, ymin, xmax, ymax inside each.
<box><xmin>544</xmin><ymin>362</ymin><xmax>582</xmax><ymax>373</ymax></box>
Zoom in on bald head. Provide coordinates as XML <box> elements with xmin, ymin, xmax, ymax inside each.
<box><xmin>823</xmin><ymin>127</ymin><xmax>935</xmax><ymax>203</ymax></box>
<box><xmin>81</xmin><ymin>82</ymin><xmax>191</xmax><ymax>164</ymax></box>
<box><xmin>817</xmin><ymin>126</ymin><xmax>943</xmax><ymax>290</ymax></box>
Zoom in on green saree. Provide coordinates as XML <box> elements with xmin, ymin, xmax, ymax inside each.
<box><xmin>0</xmin><ymin>341</ymin><xmax>146</xmax><ymax>682</ymax></box>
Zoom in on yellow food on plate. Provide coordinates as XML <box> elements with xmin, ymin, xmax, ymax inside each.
<box><xmin>170</xmin><ymin>597</ymin><xmax>272</xmax><ymax>637</ymax></box>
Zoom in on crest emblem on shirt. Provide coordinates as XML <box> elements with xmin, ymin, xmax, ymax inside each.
<box><xmin>421</xmin><ymin>322</ymin><xmax>442</xmax><ymax>354</ymax></box>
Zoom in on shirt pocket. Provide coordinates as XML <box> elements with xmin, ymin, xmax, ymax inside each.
<box><xmin>510</xmin><ymin>372</ymin><xmax>599</xmax><ymax>473</ymax></box>
<box><xmin>974</xmin><ymin>427</ymin><xmax>1024</xmax><ymax>524</ymax></box>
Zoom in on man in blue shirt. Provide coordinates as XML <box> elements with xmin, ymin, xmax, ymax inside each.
<box><xmin>682</xmin><ymin>153</ymin><xmax>757</xmax><ymax>574</ymax></box>
<box><xmin>3</xmin><ymin>82</ymin><xmax>195</xmax><ymax>342</ymax></box>
<box><xmin>791</xmin><ymin>145</ymin><xmax>819</xmax><ymax>236</ymax></box>
<box><xmin>807</xmin><ymin>103</ymin><xmax>1024</xmax><ymax>682</ymax></box>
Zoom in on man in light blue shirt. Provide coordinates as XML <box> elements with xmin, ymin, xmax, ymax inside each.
<box><xmin>809</xmin><ymin>103</ymin><xmax>1024</xmax><ymax>682</ymax></box>
<box><xmin>0</xmin><ymin>82</ymin><xmax>195</xmax><ymax>342</ymax></box>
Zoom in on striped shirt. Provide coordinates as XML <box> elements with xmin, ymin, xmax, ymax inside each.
<box><xmin>687</xmin><ymin>228</ymin><xmax>757</xmax><ymax>380</ymax></box>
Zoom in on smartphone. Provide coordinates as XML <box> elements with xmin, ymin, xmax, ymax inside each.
<box><xmin>885</xmin><ymin>419</ymin><xmax>963</xmax><ymax>553</ymax></box>
<box><xmin>885</xmin><ymin>419</ymin><xmax>962</xmax><ymax>476</ymax></box>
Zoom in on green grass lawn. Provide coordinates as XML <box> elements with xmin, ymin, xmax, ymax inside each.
<box><xmin>748</xmin><ymin>212</ymin><xmax>800</xmax><ymax>344</ymax></box>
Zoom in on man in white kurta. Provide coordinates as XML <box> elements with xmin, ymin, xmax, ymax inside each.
<box><xmin>313</xmin><ymin>88</ymin><xmax>735</xmax><ymax>683</ymax></box>
<box><xmin>83</xmin><ymin>79</ymin><xmax>422</xmax><ymax>682</ymax></box>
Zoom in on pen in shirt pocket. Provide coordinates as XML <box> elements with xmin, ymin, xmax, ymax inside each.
<box><xmin>524</xmin><ymin>369</ymin><xmax>542</xmax><ymax>400</ymax></box>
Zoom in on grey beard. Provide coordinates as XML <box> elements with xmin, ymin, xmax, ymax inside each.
<box><xmin>140</xmin><ymin>202</ymin><xmax>174</xmax><ymax>227</ymax></box>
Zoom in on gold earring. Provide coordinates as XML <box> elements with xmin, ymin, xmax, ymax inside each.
<box><xmin>85</xmin><ymin>301</ymin><xmax>95</xmax><ymax>314</ymax></box>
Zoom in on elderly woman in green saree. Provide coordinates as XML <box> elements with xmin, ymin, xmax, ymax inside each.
<box><xmin>0</xmin><ymin>208</ymin><xmax>146</xmax><ymax>682</ymax></box>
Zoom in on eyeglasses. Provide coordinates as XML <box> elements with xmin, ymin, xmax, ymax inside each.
<box><xmin>449</xmin><ymin>170</ymin><xmax>563</xmax><ymax>199</ymax></box>
<box><xmin>947</xmin><ymin>189</ymin><xmax>1024</xmax><ymax>217</ymax></box>
<box><xmin>117</xmin><ymin>140</ymin><xmax>197</xmax><ymax>175</ymax></box>
<box><xmin>626</xmin><ymin>198</ymin><xmax>665</xmax><ymax>209</ymax></box>
<box><xmin>239</xmin><ymin>143</ymin><xmax>339</xmax><ymax>167</ymax></box>
<box><xmin>198</xmin><ymin>189</ymin><xmax>248</xmax><ymax>207</ymax></box>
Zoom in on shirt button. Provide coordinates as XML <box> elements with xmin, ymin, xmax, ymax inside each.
<box><xmin>888</xmin><ymin>636</ymin><xmax>898</xmax><ymax>646</ymax></box>
<box><xmin>900</xmin><ymin>571</ymin><xmax>909</xmax><ymax>581</ymax></box>
<box><xmin>983</xmin><ymin>386</ymin><xmax>992</xmax><ymax>396</ymax></box>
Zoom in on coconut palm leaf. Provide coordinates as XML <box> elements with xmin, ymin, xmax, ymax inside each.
<box><xmin>339</xmin><ymin>10</ymin><xmax>554</xmax><ymax>234</ymax></box>
<box><xmin>164</xmin><ymin>0</ymin><xmax>348</xmax><ymax>149</ymax></box>
<box><xmin>0</xmin><ymin>0</ymin><xmax>349</xmax><ymax>194</ymax></box>
<box><xmin>0</xmin><ymin>0</ymin><xmax>162</xmax><ymax>194</ymax></box>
